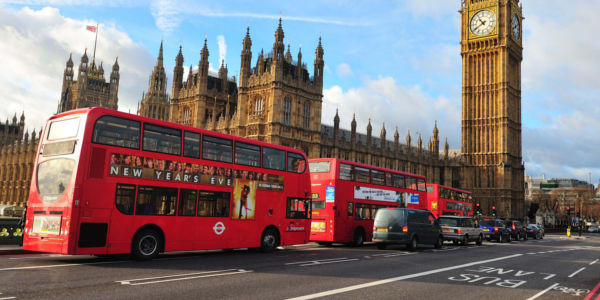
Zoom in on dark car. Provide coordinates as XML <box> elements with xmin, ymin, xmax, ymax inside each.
<box><xmin>479</xmin><ymin>218</ymin><xmax>511</xmax><ymax>243</ymax></box>
<box><xmin>505</xmin><ymin>220</ymin><xmax>527</xmax><ymax>241</ymax></box>
<box><xmin>373</xmin><ymin>208</ymin><xmax>443</xmax><ymax>251</ymax></box>
<box><xmin>526</xmin><ymin>224</ymin><xmax>544</xmax><ymax>239</ymax></box>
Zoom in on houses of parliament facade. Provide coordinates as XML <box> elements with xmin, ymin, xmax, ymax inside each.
<box><xmin>0</xmin><ymin>0</ymin><xmax>524</xmax><ymax>218</ymax></box>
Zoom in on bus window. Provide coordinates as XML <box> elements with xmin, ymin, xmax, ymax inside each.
<box><xmin>143</xmin><ymin>124</ymin><xmax>181</xmax><ymax>156</ymax></box>
<box><xmin>286</xmin><ymin>198</ymin><xmax>311</xmax><ymax>219</ymax></box>
<box><xmin>115</xmin><ymin>184</ymin><xmax>135</xmax><ymax>215</ymax></box>
<box><xmin>287</xmin><ymin>153</ymin><xmax>306</xmax><ymax>173</ymax></box>
<box><xmin>136</xmin><ymin>186</ymin><xmax>177</xmax><ymax>216</ymax></box>
<box><xmin>92</xmin><ymin>116</ymin><xmax>140</xmax><ymax>149</ymax></box>
<box><xmin>339</xmin><ymin>163</ymin><xmax>354</xmax><ymax>181</ymax></box>
<box><xmin>371</xmin><ymin>170</ymin><xmax>385</xmax><ymax>185</ymax></box>
<box><xmin>48</xmin><ymin>117</ymin><xmax>80</xmax><ymax>140</ymax></box>
<box><xmin>183</xmin><ymin>131</ymin><xmax>200</xmax><ymax>158</ymax></box>
<box><xmin>178</xmin><ymin>189</ymin><xmax>197</xmax><ymax>216</ymax></box>
<box><xmin>263</xmin><ymin>147</ymin><xmax>285</xmax><ymax>171</ymax></box>
<box><xmin>406</xmin><ymin>176</ymin><xmax>417</xmax><ymax>190</ymax></box>
<box><xmin>392</xmin><ymin>174</ymin><xmax>405</xmax><ymax>188</ymax></box>
<box><xmin>417</xmin><ymin>178</ymin><xmax>426</xmax><ymax>191</ymax></box>
<box><xmin>202</xmin><ymin>135</ymin><xmax>233</xmax><ymax>163</ymax></box>
<box><xmin>309</xmin><ymin>161</ymin><xmax>330</xmax><ymax>173</ymax></box>
<box><xmin>385</xmin><ymin>173</ymin><xmax>393</xmax><ymax>187</ymax></box>
<box><xmin>347</xmin><ymin>202</ymin><xmax>353</xmax><ymax>216</ymax></box>
<box><xmin>235</xmin><ymin>142</ymin><xmax>261</xmax><ymax>167</ymax></box>
<box><xmin>197</xmin><ymin>191</ymin><xmax>230</xmax><ymax>217</ymax></box>
<box><xmin>355</xmin><ymin>167</ymin><xmax>370</xmax><ymax>184</ymax></box>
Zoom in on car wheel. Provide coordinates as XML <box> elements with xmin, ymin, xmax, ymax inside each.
<box><xmin>131</xmin><ymin>229</ymin><xmax>162</xmax><ymax>261</ymax></box>
<box><xmin>260</xmin><ymin>227</ymin><xmax>279</xmax><ymax>253</ymax></box>
<box><xmin>498</xmin><ymin>234</ymin><xmax>503</xmax><ymax>243</ymax></box>
<box><xmin>523</xmin><ymin>233</ymin><xmax>528</xmax><ymax>240</ymax></box>
<box><xmin>507</xmin><ymin>234</ymin><xmax>512</xmax><ymax>243</ymax></box>
<box><xmin>434</xmin><ymin>235</ymin><xmax>443</xmax><ymax>249</ymax></box>
<box><xmin>476</xmin><ymin>234</ymin><xmax>483</xmax><ymax>246</ymax></box>
<box><xmin>407</xmin><ymin>236</ymin><xmax>418</xmax><ymax>251</ymax></box>
<box><xmin>516</xmin><ymin>233</ymin><xmax>520</xmax><ymax>241</ymax></box>
<box><xmin>462</xmin><ymin>234</ymin><xmax>469</xmax><ymax>246</ymax></box>
<box><xmin>376</xmin><ymin>243</ymin><xmax>387</xmax><ymax>250</ymax></box>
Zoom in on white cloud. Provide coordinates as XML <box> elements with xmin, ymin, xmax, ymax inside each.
<box><xmin>150</xmin><ymin>0</ymin><xmax>181</xmax><ymax>33</ymax></box>
<box><xmin>217</xmin><ymin>35</ymin><xmax>227</xmax><ymax>66</ymax></box>
<box><xmin>322</xmin><ymin>76</ymin><xmax>461</xmax><ymax>149</ymax></box>
<box><xmin>335</xmin><ymin>63</ymin><xmax>353</xmax><ymax>77</ymax></box>
<box><xmin>0</xmin><ymin>6</ymin><xmax>153</xmax><ymax>130</ymax></box>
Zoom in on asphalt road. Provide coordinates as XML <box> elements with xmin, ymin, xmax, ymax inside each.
<box><xmin>0</xmin><ymin>233</ymin><xmax>599</xmax><ymax>300</ymax></box>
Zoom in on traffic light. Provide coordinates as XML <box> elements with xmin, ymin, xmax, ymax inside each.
<box><xmin>492</xmin><ymin>205</ymin><xmax>496</xmax><ymax>217</ymax></box>
<box><xmin>476</xmin><ymin>203</ymin><xmax>481</xmax><ymax>215</ymax></box>
<box><xmin>566</xmin><ymin>206</ymin><xmax>571</xmax><ymax>215</ymax></box>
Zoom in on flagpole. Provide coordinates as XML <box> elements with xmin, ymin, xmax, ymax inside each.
<box><xmin>92</xmin><ymin>23</ymin><xmax>99</xmax><ymax>65</ymax></box>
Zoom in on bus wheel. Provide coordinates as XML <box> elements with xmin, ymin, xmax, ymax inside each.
<box><xmin>260</xmin><ymin>227</ymin><xmax>279</xmax><ymax>253</ymax></box>
<box><xmin>132</xmin><ymin>230</ymin><xmax>161</xmax><ymax>260</ymax></box>
<box><xmin>352</xmin><ymin>228</ymin><xmax>365</xmax><ymax>247</ymax></box>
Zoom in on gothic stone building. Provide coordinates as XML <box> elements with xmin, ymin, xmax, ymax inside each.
<box><xmin>0</xmin><ymin>113</ymin><xmax>41</xmax><ymax>208</ymax></box>
<box><xmin>139</xmin><ymin>19</ymin><xmax>466</xmax><ymax>202</ymax></box>
<box><xmin>57</xmin><ymin>49</ymin><xmax>120</xmax><ymax>113</ymax></box>
<box><xmin>66</xmin><ymin>0</ymin><xmax>519</xmax><ymax>219</ymax></box>
<box><xmin>459</xmin><ymin>0</ymin><xmax>525</xmax><ymax>218</ymax></box>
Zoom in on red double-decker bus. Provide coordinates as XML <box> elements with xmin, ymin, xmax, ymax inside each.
<box><xmin>425</xmin><ymin>184</ymin><xmax>473</xmax><ymax>217</ymax></box>
<box><xmin>23</xmin><ymin>107</ymin><xmax>311</xmax><ymax>259</ymax></box>
<box><xmin>308</xmin><ymin>158</ymin><xmax>427</xmax><ymax>246</ymax></box>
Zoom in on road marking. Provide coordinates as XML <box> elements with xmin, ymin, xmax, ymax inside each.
<box><xmin>286</xmin><ymin>253</ymin><xmax>523</xmax><ymax>300</ymax></box>
<box><xmin>0</xmin><ymin>260</ymin><xmax>127</xmax><ymax>271</ymax></box>
<box><xmin>590</xmin><ymin>259</ymin><xmax>598</xmax><ymax>265</ymax></box>
<box><xmin>116</xmin><ymin>269</ymin><xmax>252</xmax><ymax>286</ymax></box>
<box><xmin>286</xmin><ymin>257</ymin><xmax>359</xmax><ymax>267</ymax></box>
<box><xmin>0</xmin><ymin>297</ymin><xmax>16</xmax><ymax>300</ymax></box>
<box><xmin>526</xmin><ymin>283</ymin><xmax>560</xmax><ymax>300</ymax></box>
<box><xmin>568</xmin><ymin>267</ymin><xmax>586</xmax><ymax>278</ymax></box>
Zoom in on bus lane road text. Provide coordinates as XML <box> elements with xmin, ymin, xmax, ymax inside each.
<box><xmin>448</xmin><ymin>266</ymin><xmax>557</xmax><ymax>289</ymax></box>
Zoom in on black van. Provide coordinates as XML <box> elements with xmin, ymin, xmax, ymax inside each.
<box><xmin>372</xmin><ymin>208</ymin><xmax>443</xmax><ymax>250</ymax></box>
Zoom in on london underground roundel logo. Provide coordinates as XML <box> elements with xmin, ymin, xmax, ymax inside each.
<box><xmin>213</xmin><ymin>222</ymin><xmax>226</xmax><ymax>235</ymax></box>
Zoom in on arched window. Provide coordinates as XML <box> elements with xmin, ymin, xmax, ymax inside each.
<box><xmin>302</xmin><ymin>102</ymin><xmax>310</xmax><ymax>129</ymax></box>
<box><xmin>253</xmin><ymin>97</ymin><xmax>264</xmax><ymax>116</ymax></box>
<box><xmin>183</xmin><ymin>107</ymin><xmax>191</xmax><ymax>125</ymax></box>
<box><xmin>283</xmin><ymin>97</ymin><xmax>292</xmax><ymax>125</ymax></box>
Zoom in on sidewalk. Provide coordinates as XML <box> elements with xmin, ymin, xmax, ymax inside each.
<box><xmin>0</xmin><ymin>244</ymin><xmax>31</xmax><ymax>255</ymax></box>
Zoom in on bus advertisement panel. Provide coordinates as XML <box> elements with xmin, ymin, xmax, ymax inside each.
<box><xmin>23</xmin><ymin>108</ymin><xmax>311</xmax><ymax>259</ymax></box>
<box><xmin>426</xmin><ymin>184</ymin><xmax>473</xmax><ymax>217</ymax></box>
<box><xmin>308</xmin><ymin>158</ymin><xmax>427</xmax><ymax>246</ymax></box>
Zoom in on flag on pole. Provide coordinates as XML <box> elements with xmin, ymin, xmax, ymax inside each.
<box><xmin>86</xmin><ymin>25</ymin><xmax>97</xmax><ymax>32</ymax></box>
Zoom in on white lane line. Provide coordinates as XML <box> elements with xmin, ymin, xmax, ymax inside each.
<box><xmin>286</xmin><ymin>257</ymin><xmax>358</xmax><ymax>267</ymax></box>
<box><xmin>568</xmin><ymin>267</ymin><xmax>586</xmax><ymax>278</ymax></box>
<box><xmin>526</xmin><ymin>283</ymin><xmax>560</xmax><ymax>300</ymax></box>
<box><xmin>590</xmin><ymin>259</ymin><xmax>598</xmax><ymax>265</ymax></box>
<box><xmin>286</xmin><ymin>253</ymin><xmax>523</xmax><ymax>300</ymax></box>
<box><xmin>0</xmin><ymin>260</ymin><xmax>127</xmax><ymax>271</ymax></box>
<box><xmin>0</xmin><ymin>297</ymin><xmax>17</xmax><ymax>300</ymax></box>
<box><xmin>117</xmin><ymin>269</ymin><xmax>252</xmax><ymax>286</ymax></box>
<box><xmin>527</xmin><ymin>253</ymin><xmax>536</xmax><ymax>255</ymax></box>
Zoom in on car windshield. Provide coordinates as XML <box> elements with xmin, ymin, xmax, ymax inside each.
<box><xmin>374</xmin><ymin>209</ymin><xmax>405</xmax><ymax>227</ymax></box>
<box><xmin>438</xmin><ymin>217</ymin><xmax>459</xmax><ymax>227</ymax></box>
<box><xmin>526</xmin><ymin>224</ymin><xmax>537</xmax><ymax>229</ymax></box>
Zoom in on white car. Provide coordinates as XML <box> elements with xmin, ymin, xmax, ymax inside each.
<box><xmin>438</xmin><ymin>215</ymin><xmax>484</xmax><ymax>245</ymax></box>
<box><xmin>588</xmin><ymin>226</ymin><xmax>599</xmax><ymax>233</ymax></box>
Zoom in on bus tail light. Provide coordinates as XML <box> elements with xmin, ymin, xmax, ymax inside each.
<box><xmin>454</xmin><ymin>229</ymin><xmax>462</xmax><ymax>234</ymax></box>
<box><xmin>402</xmin><ymin>226</ymin><xmax>408</xmax><ymax>233</ymax></box>
<box><xmin>494</xmin><ymin>226</ymin><xmax>498</xmax><ymax>232</ymax></box>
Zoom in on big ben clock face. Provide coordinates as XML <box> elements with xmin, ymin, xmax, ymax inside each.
<box><xmin>470</xmin><ymin>10</ymin><xmax>497</xmax><ymax>36</ymax></box>
<box><xmin>511</xmin><ymin>13</ymin><xmax>520</xmax><ymax>40</ymax></box>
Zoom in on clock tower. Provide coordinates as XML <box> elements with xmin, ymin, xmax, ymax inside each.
<box><xmin>460</xmin><ymin>0</ymin><xmax>524</xmax><ymax>218</ymax></box>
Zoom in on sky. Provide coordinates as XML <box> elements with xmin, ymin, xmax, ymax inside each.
<box><xmin>1</xmin><ymin>0</ymin><xmax>599</xmax><ymax>184</ymax></box>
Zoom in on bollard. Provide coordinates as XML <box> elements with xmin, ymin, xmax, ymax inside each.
<box><xmin>567</xmin><ymin>226</ymin><xmax>571</xmax><ymax>237</ymax></box>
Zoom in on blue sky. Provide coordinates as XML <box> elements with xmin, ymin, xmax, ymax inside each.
<box><xmin>1</xmin><ymin>1</ymin><xmax>599</xmax><ymax>184</ymax></box>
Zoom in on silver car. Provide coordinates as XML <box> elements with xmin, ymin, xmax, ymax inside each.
<box><xmin>438</xmin><ymin>215</ymin><xmax>483</xmax><ymax>246</ymax></box>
